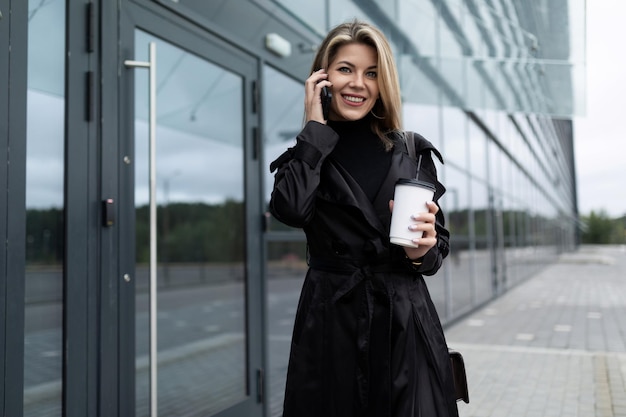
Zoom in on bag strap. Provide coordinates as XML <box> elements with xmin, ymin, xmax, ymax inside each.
<box><xmin>404</xmin><ymin>131</ymin><xmax>424</xmax><ymax>178</ymax></box>
<box><xmin>405</xmin><ymin>131</ymin><xmax>416</xmax><ymax>160</ymax></box>
<box><xmin>399</xmin><ymin>130</ymin><xmax>444</xmax><ymax>164</ymax></box>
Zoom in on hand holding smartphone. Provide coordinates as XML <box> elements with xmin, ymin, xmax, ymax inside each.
<box><xmin>321</xmin><ymin>85</ymin><xmax>332</xmax><ymax>120</ymax></box>
<box><xmin>309</xmin><ymin>69</ymin><xmax>331</xmax><ymax>122</ymax></box>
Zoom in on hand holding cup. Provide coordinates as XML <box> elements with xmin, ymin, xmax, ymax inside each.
<box><xmin>389</xmin><ymin>179</ymin><xmax>438</xmax><ymax>259</ymax></box>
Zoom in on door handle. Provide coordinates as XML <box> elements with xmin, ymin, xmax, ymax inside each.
<box><xmin>125</xmin><ymin>43</ymin><xmax>158</xmax><ymax>417</ymax></box>
<box><xmin>102</xmin><ymin>198</ymin><xmax>115</xmax><ymax>227</ymax></box>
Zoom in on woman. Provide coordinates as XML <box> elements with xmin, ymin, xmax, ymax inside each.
<box><xmin>269</xmin><ymin>20</ymin><xmax>458</xmax><ymax>417</ymax></box>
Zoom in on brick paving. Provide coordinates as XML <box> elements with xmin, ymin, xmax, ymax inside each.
<box><xmin>446</xmin><ymin>245</ymin><xmax>626</xmax><ymax>417</ymax></box>
<box><xmin>22</xmin><ymin>245</ymin><xmax>626</xmax><ymax>416</ymax></box>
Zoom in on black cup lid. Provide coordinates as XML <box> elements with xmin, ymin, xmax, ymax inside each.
<box><xmin>396</xmin><ymin>178</ymin><xmax>436</xmax><ymax>191</ymax></box>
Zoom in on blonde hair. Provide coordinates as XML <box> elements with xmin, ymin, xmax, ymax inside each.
<box><xmin>311</xmin><ymin>20</ymin><xmax>402</xmax><ymax>150</ymax></box>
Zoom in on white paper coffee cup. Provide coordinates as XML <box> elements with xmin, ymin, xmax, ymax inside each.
<box><xmin>389</xmin><ymin>179</ymin><xmax>436</xmax><ymax>248</ymax></box>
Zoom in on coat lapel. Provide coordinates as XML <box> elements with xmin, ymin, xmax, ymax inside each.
<box><xmin>318</xmin><ymin>142</ymin><xmax>418</xmax><ymax>238</ymax></box>
<box><xmin>372</xmin><ymin>146</ymin><xmax>417</xmax><ymax>209</ymax></box>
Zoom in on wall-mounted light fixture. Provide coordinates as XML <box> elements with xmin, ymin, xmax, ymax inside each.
<box><xmin>265</xmin><ymin>33</ymin><xmax>292</xmax><ymax>58</ymax></box>
<box><xmin>298</xmin><ymin>43</ymin><xmax>318</xmax><ymax>54</ymax></box>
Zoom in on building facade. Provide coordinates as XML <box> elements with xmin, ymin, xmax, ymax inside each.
<box><xmin>0</xmin><ymin>0</ymin><xmax>585</xmax><ymax>416</ymax></box>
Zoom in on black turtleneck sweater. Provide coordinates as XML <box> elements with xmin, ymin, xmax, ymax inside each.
<box><xmin>328</xmin><ymin>118</ymin><xmax>393</xmax><ymax>202</ymax></box>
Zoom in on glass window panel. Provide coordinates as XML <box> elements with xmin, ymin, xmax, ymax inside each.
<box><xmin>24</xmin><ymin>0</ymin><xmax>65</xmax><ymax>415</ymax></box>
<box><xmin>509</xmin><ymin>121</ymin><xmax>524</xmax><ymax>168</ymax></box>
<box><xmin>482</xmin><ymin>61</ymin><xmax>505</xmax><ymax>111</ymax></box>
<box><xmin>441</xmin><ymin>106</ymin><xmax>467</xmax><ymax>171</ymax></box>
<box><xmin>262</xmin><ymin>65</ymin><xmax>308</xmax><ymax>416</ymax></box>
<box><xmin>571</xmin><ymin>60</ymin><xmax>586</xmax><ymax>116</ymax></box>
<box><xmin>437</xmin><ymin>0</ymin><xmax>466</xmax><ymax>58</ymax></box>
<box><xmin>134</xmin><ymin>30</ymin><xmax>247</xmax><ymax>416</ymax></box>
<box><xmin>440</xmin><ymin>167</ymin><xmax>469</xmax><ymax>239</ymax></box>
<box><xmin>499</xmin><ymin>0</ymin><xmax>526</xmax><ymax>57</ymax></box>
<box><xmin>272</xmin><ymin>0</ymin><xmax>326</xmax><ymax>34</ymax></box>
<box><xmin>399</xmin><ymin>0</ymin><xmax>437</xmax><ymax>57</ymax></box>
<box><xmin>470</xmin><ymin>179</ymin><xmax>489</xmax><ymax>235</ymax></box>
<box><xmin>468</xmin><ymin>119</ymin><xmax>487</xmax><ymax>181</ymax></box>
<box><xmin>265</xmin><ymin>241</ymin><xmax>307</xmax><ymax>417</ymax></box>
<box><xmin>486</xmin><ymin>0</ymin><xmax>513</xmax><ymax>59</ymax></box>
<box><xmin>403</xmin><ymin>103</ymin><xmax>441</xmax><ymax>149</ymax></box>
<box><xmin>373</xmin><ymin>0</ymin><xmax>398</xmax><ymax>21</ymax></box>
<box><xmin>476</xmin><ymin>2</ymin><xmax>499</xmax><ymax>57</ymax></box>
<box><xmin>483</xmin><ymin>109</ymin><xmax>500</xmax><ymax>136</ymax></box>
<box><xmin>440</xmin><ymin>166</ymin><xmax>472</xmax><ymax>316</ymax></box>
<box><xmin>466</xmin><ymin>60</ymin><xmax>485</xmax><ymax>110</ymax></box>
<box><xmin>262</xmin><ymin>65</ymin><xmax>303</xmax><ymax>211</ymax></box>
<box><xmin>499</xmin><ymin>112</ymin><xmax>512</xmax><ymax>149</ymax></box>
<box><xmin>515</xmin><ymin>62</ymin><xmax>536</xmax><ymax>112</ymax></box>
<box><xmin>502</xmin><ymin>62</ymin><xmax>526</xmax><ymax>112</ymax></box>
<box><xmin>460</xmin><ymin>0</ymin><xmax>487</xmax><ymax>58</ymax></box>
<box><xmin>469</xmin><ymin>177</ymin><xmax>491</xmax><ymax>304</ymax></box>
<box><xmin>329</xmin><ymin>1</ymin><xmax>369</xmax><ymax>27</ymax></box>
<box><xmin>487</xmin><ymin>140</ymin><xmax>502</xmax><ymax>192</ymax></box>
<box><xmin>425</xmin><ymin>272</ymin><xmax>446</xmax><ymax>320</ymax></box>
<box><xmin>497</xmin><ymin>62</ymin><xmax>517</xmax><ymax>112</ymax></box>
<box><xmin>439</xmin><ymin>57</ymin><xmax>466</xmax><ymax>106</ymax></box>
<box><xmin>502</xmin><ymin>194</ymin><xmax>521</xmax><ymax>285</ymax></box>
<box><xmin>399</xmin><ymin>55</ymin><xmax>440</xmax><ymax>106</ymax></box>
<box><xmin>568</xmin><ymin>0</ymin><xmax>586</xmax><ymax>63</ymax></box>
<box><xmin>490</xmin><ymin>190</ymin><xmax>507</xmax><ymax>288</ymax></box>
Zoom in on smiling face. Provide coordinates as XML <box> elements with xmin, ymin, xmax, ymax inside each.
<box><xmin>327</xmin><ymin>43</ymin><xmax>380</xmax><ymax>122</ymax></box>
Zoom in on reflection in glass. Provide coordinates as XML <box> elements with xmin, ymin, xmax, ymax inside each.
<box><xmin>487</xmin><ymin>134</ymin><xmax>502</xmax><ymax>193</ymax></box>
<box><xmin>438</xmin><ymin>57</ymin><xmax>466</xmax><ymax>107</ymax></box>
<box><xmin>400</xmin><ymin>0</ymin><xmax>437</xmax><ymax>57</ymax></box>
<box><xmin>468</xmin><ymin>120</ymin><xmax>487</xmax><ymax>181</ymax></box>
<box><xmin>265</xmin><ymin>241</ymin><xmax>308</xmax><ymax>417</ymax></box>
<box><xmin>441</xmin><ymin>106</ymin><xmax>467</xmax><ymax>171</ymax></box>
<box><xmin>262</xmin><ymin>65</ymin><xmax>308</xmax><ymax>416</ymax></box>
<box><xmin>466</xmin><ymin>61</ymin><xmax>485</xmax><ymax>110</ymax></box>
<box><xmin>470</xmin><ymin>177</ymin><xmax>493</xmax><ymax>305</ymax></box>
<box><xmin>24</xmin><ymin>0</ymin><xmax>65</xmax><ymax>416</ymax></box>
<box><xmin>262</xmin><ymin>65</ymin><xmax>303</xmax><ymax>207</ymax></box>
<box><xmin>272</xmin><ymin>0</ymin><xmax>326</xmax><ymax>34</ymax></box>
<box><xmin>399</xmin><ymin>55</ymin><xmax>440</xmax><ymax>105</ymax></box>
<box><xmin>134</xmin><ymin>31</ymin><xmax>246</xmax><ymax>416</ymax></box>
<box><xmin>329</xmin><ymin>1</ymin><xmax>369</xmax><ymax>27</ymax></box>
<box><xmin>441</xmin><ymin>166</ymin><xmax>473</xmax><ymax>316</ymax></box>
<box><xmin>403</xmin><ymin>104</ymin><xmax>441</xmax><ymax>149</ymax></box>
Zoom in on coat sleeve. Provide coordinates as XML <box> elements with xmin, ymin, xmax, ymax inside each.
<box><xmin>415</xmin><ymin>205</ymin><xmax>450</xmax><ymax>276</ymax></box>
<box><xmin>411</xmin><ymin>133</ymin><xmax>450</xmax><ymax>276</ymax></box>
<box><xmin>269</xmin><ymin>121</ymin><xmax>340</xmax><ymax>228</ymax></box>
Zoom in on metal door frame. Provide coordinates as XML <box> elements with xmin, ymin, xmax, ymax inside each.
<box><xmin>105</xmin><ymin>2</ymin><xmax>266</xmax><ymax>416</ymax></box>
<box><xmin>2</xmin><ymin>1</ymin><xmax>101</xmax><ymax>416</ymax></box>
<box><xmin>1</xmin><ymin>0</ymin><xmax>28</xmax><ymax>415</ymax></box>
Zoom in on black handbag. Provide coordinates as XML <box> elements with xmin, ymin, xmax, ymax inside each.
<box><xmin>449</xmin><ymin>349</ymin><xmax>469</xmax><ymax>403</ymax></box>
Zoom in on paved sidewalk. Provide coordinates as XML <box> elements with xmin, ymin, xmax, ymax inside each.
<box><xmin>445</xmin><ymin>245</ymin><xmax>626</xmax><ymax>417</ymax></box>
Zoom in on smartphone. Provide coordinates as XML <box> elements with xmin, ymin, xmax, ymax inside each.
<box><xmin>321</xmin><ymin>85</ymin><xmax>332</xmax><ymax>120</ymax></box>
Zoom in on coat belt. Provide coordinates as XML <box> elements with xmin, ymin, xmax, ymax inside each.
<box><xmin>308</xmin><ymin>257</ymin><xmax>402</xmax><ymax>415</ymax></box>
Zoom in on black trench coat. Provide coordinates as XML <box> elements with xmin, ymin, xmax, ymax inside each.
<box><xmin>269</xmin><ymin>121</ymin><xmax>459</xmax><ymax>417</ymax></box>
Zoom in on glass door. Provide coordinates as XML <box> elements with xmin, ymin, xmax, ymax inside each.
<box><xmin>24</xmin><ymin>0</ymin><xmax>65</xmax><ymax>415</ymax></box>
<box><xmin>119</xmin><ymin>6</ymin><xmax>263</xmax><ymax>417</ymax></box>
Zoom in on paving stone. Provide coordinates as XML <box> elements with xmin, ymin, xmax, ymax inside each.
<box><xmin>22</xmin><ymin>245</ymin><xmax>626</xmax><ymax>416</ymax></box>
<box><xmin>448</xmin><ymin>245</ymin><xmax>626</xmax><ymax>417</ymax></box>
